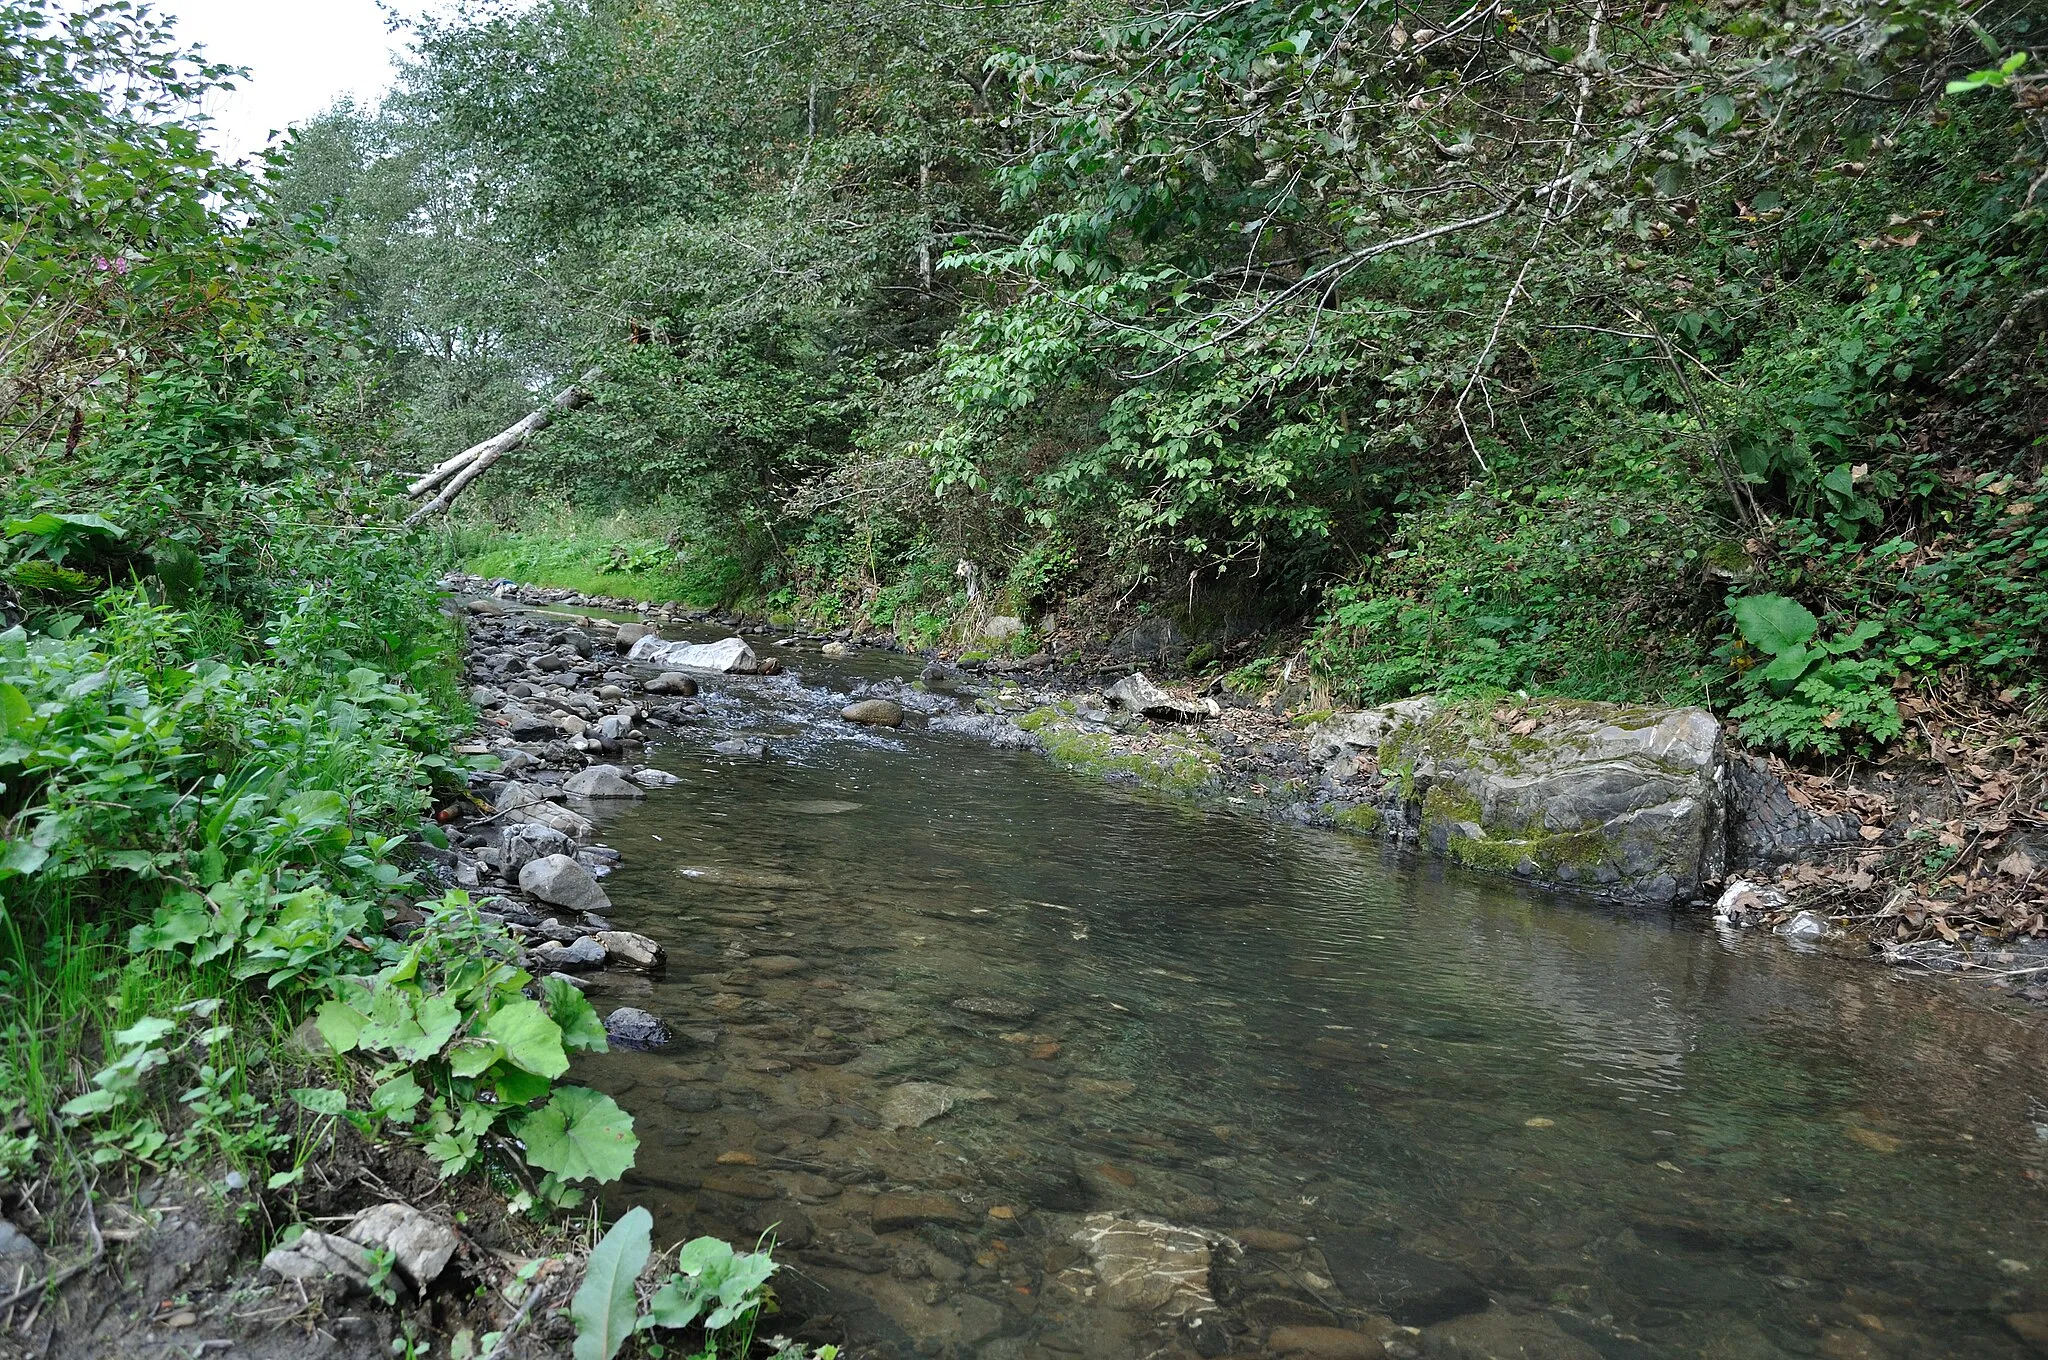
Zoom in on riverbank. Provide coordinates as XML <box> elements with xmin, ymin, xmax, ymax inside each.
<box><xmin>451</xmin><ymin>573</ymin><xmax>2048</xmax><ymax>1007</ymax></box>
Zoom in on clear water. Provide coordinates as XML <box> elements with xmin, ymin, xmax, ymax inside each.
<box><xmin>554</xmin><ymin>640</ymin><xmax>2048</xmax><ymax>1359</ymax></box>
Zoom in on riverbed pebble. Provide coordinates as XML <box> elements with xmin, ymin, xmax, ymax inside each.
<box><xmin>603</xmin><ymin>1007</ymin><xmax>672</xmax><ymax>1049</ymax></box>
<box><xmin>840</xmin><ymin>698</ymin><xmax>904</xmax><ymax>727</ymax></box>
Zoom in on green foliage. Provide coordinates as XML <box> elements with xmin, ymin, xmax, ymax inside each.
<box><xmin>1723</xmin><ymin>596</ymin><xmax>1903</xmax><ymax>756</ymax></box>
<box><xmin>572</xmin><ymin>1207</ymin><xmax>652</xmax><ymax>1360</ymax></box>
<box><xmin>644</xmin><ymin>1235</ymin><xmax>778</xmax><ymax>1339</ymax></box>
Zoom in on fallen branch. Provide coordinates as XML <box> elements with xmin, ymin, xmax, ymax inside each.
<box><xmin>403</xmin><ymin>368</ymin><xmax>602</xmax><ymax>527</ymax></box>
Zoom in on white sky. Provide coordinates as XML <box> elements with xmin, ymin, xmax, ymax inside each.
<box><xmin>157</xmin><ymin>1</ymin><xmax>410</xmax><ymax>161</ymax></box>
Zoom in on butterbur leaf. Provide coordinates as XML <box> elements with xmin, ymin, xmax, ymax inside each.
<box><xmin>397</xmin><ymin>994</ymin><xmax>463</xmax><ymax>1063</ymax></box>
<box><xmin>1731</xmin><ymin>595</ymin><xmax>1818</xmax><ymax>655</ymax></box>
<box><xmin>569</xmin><ymin>1206</ymin><xmax>651</xmax><ymax>1360</ymax></box>
<box><xmin>513</xmin><ymin>1086</ymin><xmax>636</xmax><ymax>1183</ymax></box>
<box><xmin>315</xmin><ymin>1000</ymin><xmax>367</xmax><ymax>1054</ymax></box>
<box><xmin>113</xmin><ymin>1016</ymin><xmax>176</xmax><ymax>1048</ymax></box>
<box><xmin>59</xmin><ymin>1089</ymin><xmax>123</xmax><ymax>1117</ymax></box>
<box><xmin>542</xmin><ymin>976</ymin><xmax>609</xmax><ymax>1053</ymax></box>
<box><xmin>485</xmin><ymin>998</ymin><xmax>568</xmax><ymax>1078</ymax></box>
<box><xmin>446</xmin><ymin>1038</ymin><xmax>503</xmax><ymax>1078</ymax></box>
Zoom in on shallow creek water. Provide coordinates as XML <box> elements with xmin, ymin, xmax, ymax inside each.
<box><xmin>549</xmin><ymin>636</ymin><xmax>2047</xmax><ymax>1360</ymax></box>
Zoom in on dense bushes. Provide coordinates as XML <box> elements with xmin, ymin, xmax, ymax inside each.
<box><xmin>0</xmin><ymin>1</ymin><xmax>636</xmax><ymax>1218</ymax></box>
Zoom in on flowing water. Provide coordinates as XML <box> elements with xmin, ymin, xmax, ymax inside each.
<box><xmin>548</xmin><ymin>635</ymin><xmax>2047</xmax><ymax>1359</ymax></box>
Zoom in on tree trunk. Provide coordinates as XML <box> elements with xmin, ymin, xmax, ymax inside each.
<box><xmin>403</xmin><ymin>368</ymin><xmax>601</xmax><ymax>527</ymax></box>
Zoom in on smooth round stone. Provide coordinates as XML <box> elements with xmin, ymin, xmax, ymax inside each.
<box><xmin>840</xmin><ymin>699</ymin><xmax>904</xmax><ymax>727</ymax></box>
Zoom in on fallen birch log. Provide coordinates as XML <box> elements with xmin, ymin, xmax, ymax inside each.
<box><xmin>403</xmin><ymin>367</ymin><xmax>601</xmax><ymax>526</ymax></box>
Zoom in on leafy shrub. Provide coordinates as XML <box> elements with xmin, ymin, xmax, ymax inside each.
<box><xmin>1723</xmin><ymin>595</ymin><xmax>1903</xmax><ymax>756</ymax></box>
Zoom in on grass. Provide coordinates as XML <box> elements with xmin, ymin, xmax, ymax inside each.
<box><xmin>442</xmin><ymin>503</ymin><xmax>731</xmax><ymax>607</ymax></box>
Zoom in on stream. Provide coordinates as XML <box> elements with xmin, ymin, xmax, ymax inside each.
<box><xmin>541</xmin><ymin>631</ymin><xmax>2047</xmax><ymax>1360</ymax></box>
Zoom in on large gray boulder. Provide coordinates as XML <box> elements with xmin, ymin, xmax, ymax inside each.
<box><xmin>493</xmin><ymin>782</ymin><xmax>595</xmax><ymax>840</ymax></box>
<box><xmin>518</xmin><ymin>853</ymin><xmax>612</xmax><ymax>914</ymax></box>
<box><xmin>564</xmin><ymin>764</ymin><xmax>644</xmax><ymax>799</ymax></box>
<box><xmin>627</xmin><ymin>634</ymin><xmax>758</xmax><ymax>674</ymax></box>
<box><xmin>1314</xmin><ymin>698</ymin><xmax>1726</xmax><ymax>903</ymax></box>
<box><xmin>499</xmin><ymin>822</ymin><xmax>573</xmax><ymax>879</ymax></box>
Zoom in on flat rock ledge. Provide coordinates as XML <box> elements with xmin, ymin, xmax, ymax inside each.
<box><xmin>1313</xmin><ymin>697</ymin><xmax>1727</xmax><ymax>904</ymax></box>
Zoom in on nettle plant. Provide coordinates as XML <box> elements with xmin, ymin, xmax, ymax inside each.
<box><xmin>1723</xmin><ymin>594</ymin><xmax>1902</xmax><ymax>756</ymax></box>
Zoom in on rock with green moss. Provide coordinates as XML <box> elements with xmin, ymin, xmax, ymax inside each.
<box><xmin>1314</xmin><ymin>698</ymin><xmax>1726</xmax><ymax>903</ymax></box>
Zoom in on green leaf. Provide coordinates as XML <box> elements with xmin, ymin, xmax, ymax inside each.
<box><xmin>0</xmin><ymin>683</ymin><xmax>32</xmax><ymax>738</ymax></box>
<box><xmin>291</xmin><ymin>1087</ymin><xmax>349</xmax><ymax>1116</ymax></box>
<box><xmin>59</xmin><ymin>1089</ymin><xmax>123</xmax><ymax>1118</ymax></box>
<box><xmin>1757</xmin><ymin>643</ymin><xmax>1814</xmax><ymax>684</ymax></box>
<box><xmin>513</xmin><ymin>1087</ymin><xmax>637</xmax><ymax>1184</ymax></box>
<box><xmin>542</xmin><ymin>976</ymin><xmax>609</xmax><ymax>1053</ymax></box>
<box><xmin>315</xmin><ymin>1000</ymin><xmax>368</xmax><ymax>1054</ymax></box>
<box><xmin>371</xmin><ymin>1072</ymin><xmax>426</xmax><ymax>1123</ymax></box>
<box><xmin>397</xmin><ymin>994</ymin><xmax>463</xmax><ymax>1063</ymax></box>
<box><xmin>570</xmin><ymin>1206</ymin><xmax>652</xmax><ymax>1360</ymax></box>
<box><xmin>446</xmin><ymin>1038</ymin><xmax>504</xmax><ymax>1078</ymax></box>
<box><xmin>1731</xmin><ymin>595</ymin><xmax>1818</xmax><ymax>655</ymax></box>
<box><xmin>485</xmin><ymin>998</ymin><xmax>569</xmax><ymax>1079</ymax></box>
<box><xmin>113</xmin><ymin>1016</ymin><xmax>177</xmax><ymax>1048</ymax></box>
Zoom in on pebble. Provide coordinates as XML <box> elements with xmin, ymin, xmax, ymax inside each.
<box><xmin>664</xmin><ymin>1087</ymin><xmax>720</xmax><ymax>1113</ymax></box>
<box><xmin>871</xmin><ymin>1193</ymin><xmax>980</xmax><ymax>1233</ymax></box>
<box><xmin>951</xmin><ymin>995</ymin><xmax>1037</xmax><ymax>1020</ymax></box>
<box><xmin>751</xmin><ymin>955</ymin><xmax>809</xmax><ymax>976</ymax></box>
<box><xmin>1266</xmin><ymin>1326</ymin><xmax>1385</xmax><ymax>1359</ymax></box>
<box><xmin>840</xmin><ymin>698</ymin><xmax>904</xmax><ymax>727</ymax></box>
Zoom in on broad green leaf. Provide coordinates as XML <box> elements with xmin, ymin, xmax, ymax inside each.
<box><xmin>0</xmin><ymin>683</ymin><xmax>31</xmax><ymax>737</ymax></box>
<box><xmin>397</xmin><ymin>994</ymin><xmax>463</xmax><ymax>1063</ymax></box>
<box><xmin>513</xmin><ymin>1087</ymin><xmax>637</xmax><ymax>1183</ymax></box>
<box><xmin>1757</xmin><ymin>643</ymin><xmax>1814</xmax><ymax>685</ymax></box>
<box><xmin>446</xmin><ymin>1038</ymin><xmax>504</xmax><ymax>1078</ymax></box>
<box><xmin>315</xmin><ymin>1000</ymin><xmax>368</xmax><ymax>1054</ymax></box>
<box><xmin>1731</xmin><ymin>595</ymin><xmax>1818</xmax><ymax>655</ymax></box>
<box><xmin>113</xmin><ymin>1016</ymin><xmax>177</xmax><ymax>1048</ymax></box>
<box><xmin>570</xmin><ymin>1206</ymin><xmax>651</xmax><ymax>1360</ymax></box>
<box><xmin>485</xmin><ymin>998</ymin><xmax>569</xmax><ymax>1078</ymax></box>
<box><xmin>542</xmin><ymin>976</ymin><xmax>609</xmax><ymax>1053</ymax></box>
<box><xmin>59</xmin><ymin>1088</ymin><xmax>123</xmax><ymax>1117</ymax></box>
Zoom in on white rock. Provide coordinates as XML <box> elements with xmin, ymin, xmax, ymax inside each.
<box><xmin>499</xmin><ymin>823</ymin><xmax>572</xmax><ymax>878</ymax></box>
<box><xmin>1103</xmin><ymin>672</ymin><xmax>1213</xmax><ymax>723</ymax></box>
<box><xmin>342</xmin><ymin>1203</ymin><xmax>459</xmax><ymax>1288</ymax></box>
<box><xmin>1712</xmin><ymin>878</ymin><xmax>1787</xmax><ymax>926</ymax></box>
<box><xmin>593</xmin><ymin>930</ymin><xmax>664</xmax><ymax>971</ymax></box>
<box><xmin>518</xmin><ymin>854</ymin><xmax>612</xmax><ymax>914</ymax></box>
<box><xmin>564</xmin><ymin>765</ymin><xmax>644</xmax><ymax>799</ymax></box>
<box><xmin>981</xmin><ymin>615</ymin><xmax>1026</xmax><ymax>641</ymax></box>
<box><xmin>627</xmin><ymin>635</ymin><xmax>759</xmax><ymax>674</ymax></box>
<box><xmin>878</xmin><ymin>1081</ymin><xmax>991</xmax><ymax>1130</ymax></box>
<box><xmin>262</xmin><ymin>1230</ymin><xmax>374</xmax><ymax>1288</ymax></box>
<box><xmin>1777</xmin><ymin>909</ymin><xmax>1829</xmax><ymax>939</ymax></box>
<box><xmin>595</xmin><ymin>713</ymin><xmax>632</xmax><ymax>741</ymax></box>
<box><xmin>1069</xmin><ymin>1214</ymin><xmax>1223</xmax><ymax>1317</ymax></box>
<box><xmin>492</xmin><ymin>782</ymin><xmax>595</xmax><ymax>839</ymax></box>
<box><xmin>630</xmin><ymin>768</ymin><xmax>681</xmax><ymax>788</ymax></box>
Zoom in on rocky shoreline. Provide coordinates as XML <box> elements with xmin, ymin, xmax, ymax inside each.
<box><xmin>444</xmin><ymin>574</ymin><xmax>2046</xmax><ymax>1007</ymax></box>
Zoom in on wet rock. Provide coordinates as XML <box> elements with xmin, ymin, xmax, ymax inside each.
<box><xmin>930</xmin><ymin>712</ymin><xmax>1040</xmax><ymax>750</ymax></box>
<box><xmin>2005</xmin><ymin>1314</ymin><xmax>2048</xmax><ymax>1355</ymax></box>
<box><xmin>1422</xmin><ymin>1310</ymin><xmax>1602</xmax><ymax>1360</ymax></box>
<box><xmin>739</xmin><ymin>1204</ymin><xmax>815</xmax><ymax>1250</ymax></box>
<box><xmin>699</xmin><ymin>1173</ymin><xmax>778</xmax><ymax>1200</ymax></box>
<box><xmin>493</xmin><ymin>782</ymin><xmax>595</xmax><ymax>839</ymax></box>
<box><xmin>497</xmin><ymin>823</ymin><xmax>574</xmax><ymax>882</ymax></box>
<box><xmin>821</xmin><ymin>641</ymin><xmax>851</xmax><ymax>658</ymax></box>
<box><xmin>564</xmin><ymin>764</ymin><xmax>645</xmax><ymax>799</ymax></box>
<box><xmin>1237</xmin><ymin>1228</ymin><xmax>1308</xmax><ymax>1254</ymax></box>
<box><xmin>878</xmin><ymin>1081</ymin><xmax>990</xmax><ymax>1130</ymax></box>
<box><xmin>871</xmin><ymin>1193</ymin><xmax>978</xmax><ymax>1233</ymax></box>
<box><xmin>341</xmin><ymin>1203</ymin><xmax>459</xmax><ymax>1289</ymax></box>
<box><xmin>595</xmin><ymin>713</ymin><xmax>632</xmax><ymax>741</ymax></box>
<box><xmin>534</xmin><ymin>936</ymin><xmax>608</xmax><ymax>970</ymax></box>
<box><xmin>841</xmin><ymin>698</ymin><xmax>904</xmax><ymax>727</ymax></box>
<box><xmin>646</xmin><ymin>672</ymin><xmax>700</xmax><ymax>696</ymax></box>
<box><xmin>760</xmin><ymin>1109</ymin><xmax>835</xmax><ymax>1138</ymax></box>
<box><xmin>593</xmin><ymin>930</ymin><xmax>665</xmax><ymax>971</ymax></box>
<box><xmin>262</xmin><ymin>1230</ymin><xmax>375</xmax><ymax>1289</ymax></box>
<box><xmin>629</xmin><ymin>635</ymin><xmax>759</xmax><ymax>673</ymax></box>
<box><xmin>631</xmin><ymin>767</ymin><xmax>682</xmax><ymax>787</ymax></box>
<box><xmin>664</xmin><ymin>1086</ymin><xmax>719</xmax><ymax>1113</ymax></box>
<box><xmin>751</xmin><ymin>955</ymin><xmax>809</xmax><ymax>976</ymax></box>
<box><xmin>712</xmin><ymin>737</ymin><xmax>766</xmax><ymax>759</ymax></box>
<box><xmin>950</xmin><ymin>995</ymin><xmax>1036</xmax><ymax>1021</ymax></box>
<box><xmin>1070</xmin><ymin>1213</ymin><xmax>1219</xmax><ymax>1318</ymax></box>
<box><xmin>615</xmin><ymin>623</ymin><xmax>651</xmax><ymax>653</ymax></box>
<box><xmin>1321</xmin><ymin>1231</ymin><xmax>1488</xmax><ymax>1326</ymax></box>
<box><xmin>1267</xmin><ymin>1326</ymin><xmax>1385</xmax><ymax>1359</ymax></box>
<box><xmin>604</xmin><ymin>1007</ymin><xmax>671</xmax><ymax>1049</ymax></box>
<box><xmin>519</xmin><ymin>854</ymin><xmax>612</xmax><ymax>914</ymax></box>
<box><xmin>799</xmin><ymin>1248</ymin><xmax>887</xmax><ymax>1274</ymax></box>
<box><xmin>1105</xmin><ymin>672</ymin><xmax>1215</xmax><ymax>724</ymax></box>
<box><xmin>1777</xmin><ymin>910</ymin><xmax>1829</xmax><ymax>939</ymax></box>
<box><xmin>920</xmin><ymin>662</ymin><xmax>961</xmax><ymax>694</ymax></box>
